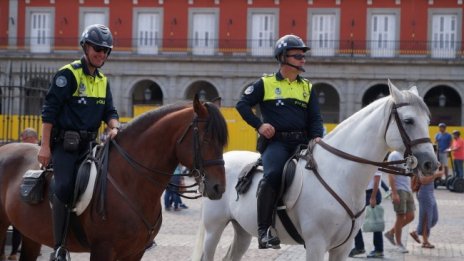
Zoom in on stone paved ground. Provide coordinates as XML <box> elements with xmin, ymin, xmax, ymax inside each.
<box><xmin>8</xmin><ymin>182</ymin><xmax>463</xmax><ymax>261</ymax></box>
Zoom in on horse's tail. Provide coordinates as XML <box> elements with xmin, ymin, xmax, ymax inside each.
<box><xmin>191</xmin><ymin>203</ymin><xmax>205</xmax><ymax>261</ymax></box>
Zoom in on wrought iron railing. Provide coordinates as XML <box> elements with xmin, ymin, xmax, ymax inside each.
<box><xmin>0</xmin><ymin>38</ymin><xmax>463</xmax><ymax>60</ymax></box>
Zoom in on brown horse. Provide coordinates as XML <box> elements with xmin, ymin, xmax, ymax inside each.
<box><xmin>0</xmin><ymin>96</ymin><xmax>228</xmax><ymax>260</ymax></box>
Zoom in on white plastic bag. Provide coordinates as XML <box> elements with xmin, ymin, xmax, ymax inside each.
<box><xmin>362</xmin><ymin>205</ymin><xmax>385</xmax><ymax>232</ymax></box>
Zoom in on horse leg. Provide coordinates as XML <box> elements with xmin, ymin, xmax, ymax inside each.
<box><xmin>0</xmin><ymin>219</ymin><xmax>9</xmax><ymax>258</ymax></box>
<box><xmin>328</xmin><ymin>242</ymin><xmax>352</xmax><ymax>261</ymax></box>
<box><xmin>202</xmin><ymin>218</ymin><xmax>229</xmax><ymax>261</ymax></box>
<box><xmin>222</xmin><ymin>220</ymin><xmax>252</xmax><ymax>261</ymax></box>
<box><xmin>18</xmin><ymin>236</ymin><xmax>41</xmax><ymax>261</ymax></box>
<box><xmin>304</xmin><ymin>239</ymin><xmax>327</xmax><ymax>261</ymax></box>
<box><xmin>89</xmin><ymin>244</ymin><xmax>116</xmax><ymax>261</ymax></box>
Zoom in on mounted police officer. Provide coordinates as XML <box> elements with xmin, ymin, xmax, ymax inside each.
<box><xmin>236</xmin><ymin>34</ymin><xmax>324</xmax><ymax>249</ymax></box>
<box><xmin>38</xmin><ymin>24</ymin><xmax>120</xmax><ymax>261</ymax></box>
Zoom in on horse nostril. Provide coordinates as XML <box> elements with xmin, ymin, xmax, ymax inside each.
<box><xmin>214</xmin><ymin>184</ymin><xmax>225</xmax><ymax>194</ymax></box>
<box><xmin>422</xmin><ymin>161</ymin><xmax>435</xmax><ymax>172</ymax></box>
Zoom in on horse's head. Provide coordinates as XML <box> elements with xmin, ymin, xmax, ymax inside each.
<box><xmin>385</xmin><ymin>80</ymin><xmax>439</xmax><ymax>175</ymax></box>
<box><xmin>176</xmin><ymin>95</ymin><xmax>228</xmax><ymax>199</ymax></box>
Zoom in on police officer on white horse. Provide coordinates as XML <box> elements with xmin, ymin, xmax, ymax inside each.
<box><xmin>236</xmin><ymin>34</ymin><xmax>324</xmax><ymax>249</ymax></box>
<box><xmin>38</xmin><ymin>24</ymin><xmax>120</xmax><ymax>260</ymax></box>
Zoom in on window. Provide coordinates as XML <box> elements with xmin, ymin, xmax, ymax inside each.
<box><xmin>134</xmin><ymin>9</ymin><xmax>163</xmax><ymax>55</ymax></box>
<box><xmin>431</xmin><ymin>14</ymin><xmax>457</xmax><ymax>58</ymax></box>
<box><xmin>189</xmin><ymin>8</ymin><xmax>218</xmax><ymax>55</ymax></box>
<box><xmin>367</xmin><ymin>9</ymin><xmax>399</xmax><ymax>58</ymax></box>
<box><xmin>308</xmin><ymin>9</ymin><xmax>339</xmax><ymax>57</ymax></box>
<box><xmin>26</xmin><ymin>8</ymin><xmax>54</xmax><ymax>53</ymax></box>
<box><xmin>248</xmin><ymin>9</ymin><xmax>278</xmax><ymax>56</ymax></box>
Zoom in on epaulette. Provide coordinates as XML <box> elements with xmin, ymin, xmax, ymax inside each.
<box><xmin>261</xmin><ymin>73</ymin><xmax>275</xmax><ymax>78</ymax></box>
<box><xmin>71</xmin><ymin>62</ymin><xmax>82</xmax><ymax>69</ymax></box>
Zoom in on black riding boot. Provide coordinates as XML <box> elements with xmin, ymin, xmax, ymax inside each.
<box><xmin>50</xmin><ymin>195</ymin><xmax>70</xmax><ymax>261</ymax></box>
<box><xmin>257</xmin><ymin>179</ymin><xmax>280</xmax><ymax>249</ymax></box>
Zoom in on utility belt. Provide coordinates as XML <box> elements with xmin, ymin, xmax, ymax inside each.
<box><xmin>273</xmin><ymin>131</ymin><xmax>308</xmax><ymax>142</ymax></box>
<box><xmin>52</xmin><ymin>129</ymin><xmax>97</xmax><ymax>152</ymax></box>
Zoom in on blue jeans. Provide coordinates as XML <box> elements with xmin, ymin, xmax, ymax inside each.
<box><xmin>164</xmin><ymin>175</ymin><xmax>182</xmax><ymax>208</ymax></box>
<box><xmin>454</xmin><ymin>159</ymin><xmax>463</xmax><ymax>178</ymax></box>
<box><xmin>354</xmin><ymin>189</ymin><xmax>383</xmax><ymax>252</ymax></box>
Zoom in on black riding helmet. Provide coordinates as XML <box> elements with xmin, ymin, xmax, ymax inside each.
<box><xmin>274</xmin><ymin>34</ymin><xmax>310</xmax><ymax>63</ymax></box>
<box><xmin>80</xmin><ymin>24</ymin><xmax>113</xmax><ymax>56</ymax></box>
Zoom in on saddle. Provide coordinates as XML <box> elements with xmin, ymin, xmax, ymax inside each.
<box><xmin>234</xmin><ymin>145</ymin><xmax>307</xmax><ymax>245</ymax></box>
<box><xmin>20</xmin><ymin>142</ymin><xmax>108</xmax><ymax>215</ymax></box>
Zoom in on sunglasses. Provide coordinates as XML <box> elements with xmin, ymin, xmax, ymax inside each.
<box><xmin>89</xmin><ymin>44</ymin><xmax>110</xmax><ymax>54</ymax></box>
<box><xmin>286</xmin><ymin>54</ymin><xmax>306</xmax><ymax>60</ymax></box>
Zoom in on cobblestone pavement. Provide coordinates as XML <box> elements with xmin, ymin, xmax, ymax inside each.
<box><xmin>10</xmin><ymin>184</ymin><xmax>463</xmax><ymax>261</ymax></box>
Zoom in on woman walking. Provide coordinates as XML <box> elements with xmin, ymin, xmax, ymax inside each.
<box><xmin>409</xmin><ymin>168</ymin><xmax>443</xmax><ymax>248</ymax></box>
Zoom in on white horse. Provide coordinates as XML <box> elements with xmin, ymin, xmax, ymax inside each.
<box><xmin>192</xmin><ymin>80</ymin><xmax>439</xmax><ymax>261</ymax></box>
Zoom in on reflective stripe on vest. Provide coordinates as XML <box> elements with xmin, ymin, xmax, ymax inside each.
<box><xmin>261</xmin><ymin>74</ymin><xmax>311</xmax><ymax>103</ymax></box>
<box><xmin>61</xmin><ymin>60</ymin><xmax>107</xmax><ymax>98</ymax></box>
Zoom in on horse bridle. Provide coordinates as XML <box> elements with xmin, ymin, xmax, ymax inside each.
<box><xmin>315</xmin><ymin>102</ymin><xmax>431</xmax><ymax>176</ymax></box>
<box><xmin>177</xmin><ymin>112</ymin><xmax>225</xmax><ymax>195</ymax></box>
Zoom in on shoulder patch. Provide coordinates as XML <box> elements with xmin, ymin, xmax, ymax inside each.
<box><xmin>55</xmin><ymin>76</ymin><xmax>67</xmax><ymax>88</ymax></box>
<box><xmin>244</xmin><ymin>85</ymin><xmax>254</xmax><ymax>95</ymax></box>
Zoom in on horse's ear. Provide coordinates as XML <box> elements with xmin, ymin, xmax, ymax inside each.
<box><xmin>193</xmin><ymin>94</ymin><xmax>208</xmax><ymax>117</ymax></box>
<box><xmin>409</xmin><ymin>85</ymin><xmax>419</xmax><ymax>96</ymax></box>
<box><xmin>388</xmin><ymin>79</ymin><xmax>402</xmax><ymax>102</ymax></box>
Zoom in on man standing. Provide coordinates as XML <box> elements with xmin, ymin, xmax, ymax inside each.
<box><xmin>236</xmin><ymin>34</ymin><xmax>324</xmax><ymax>249</ymax></box>
<box><xmin>435</xmin><ymin>123</ymin><xmax>452</xmax><ymax>177</ymax></box>
<box><xmin>384</xmin><ymin>151</ymin><xmax>415</xmax><ymax>254</ymax></box>
<box><xmin>449</xmin><ymin>130</ymin><xmax>464</xmax><ymax>178</ymax></box>
<box><xmin>37</xmin><ymin>24</ymin><xmax>120</xmax><ymax>261</ymax></box>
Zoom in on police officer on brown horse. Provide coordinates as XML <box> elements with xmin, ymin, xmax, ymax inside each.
<box><xmin>38</xmin><ymin>24</ymin><xmax>120</xmax><ymax>261</ymax></box>
<box><xmin>236</xmin><ymin>34</ymin><xmax>323</xmax><ymax>249</ymax></box>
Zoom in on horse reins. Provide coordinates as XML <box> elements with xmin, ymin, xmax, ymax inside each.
<box><xmin>304</xmin><ymin>102</ymin><xmax>431</xmax><ymax>249</ymax></box>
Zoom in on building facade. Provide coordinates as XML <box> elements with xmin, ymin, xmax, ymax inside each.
<box><xmin>0</xmin><ymin>0</ymin><xmax>463</xmax><ymax>127</ymax></box>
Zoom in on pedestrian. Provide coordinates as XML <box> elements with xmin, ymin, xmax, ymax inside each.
<box><xmin>349</xmin><ymin>170</ymin><xmax>385</xmax><ymax>258</ymax></box>
<box><xmin>409</xmin><ymin>167</ymin><xmax>443</xmax><ymax>249</ymax></box>
<box><xmin>37</xmin><ymin>24</ymin><xmax>120</xmax><ymax>261</ymax></box>
<box><xmin>164</xmin><ymin>165</ymin><xmax>188</xmax><ymax>211</ymax></box>
<box><xmin>383</xmin><ymin>151</ymin><xmax>415</xmax><ymax>254</ymax></box>
<box><xmin>435</xmin><ymin>123</ymin><xmax>452</xmax><ymax>178</ymax></box>
<box><xmin>448</xmin><ymin>130</ymin><xmax>464</xmax><ymax>178</ymax></box>
<box><xmin>236</xmin><ymin>34</ymin><xmax>324</xmax><ymax>249</ymax></box>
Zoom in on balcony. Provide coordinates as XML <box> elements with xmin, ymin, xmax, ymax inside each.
<box><xmin>0</xmin><ymin>38</ymin><xmax>463</xmax><ymax>60</ymax></box>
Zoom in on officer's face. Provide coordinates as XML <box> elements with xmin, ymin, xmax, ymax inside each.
<box><xmin>285</xmin><ymin>49</ymin><xmax>306</xmax><ymax>70</ymax></box>
<box><xmin>86</xmin><ymin>44</ymin><xmax>109</xmax><ymax>68</ymax></box>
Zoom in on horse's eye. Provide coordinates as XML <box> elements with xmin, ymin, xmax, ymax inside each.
<box><xmin>404</xmin><ymin>118</ymin><xmax>414</xmax><ymax>125</ymax></box>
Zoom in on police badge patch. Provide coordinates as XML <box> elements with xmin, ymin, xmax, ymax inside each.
<box><xmin>55</xmin><ymin>76</ymin><xmax>67</xmax><ymax>88</ymax></box>
<box><xmin>244</xmin><ymin>85</ymin><xmax>254</xmax><ymax>95</ymax></box>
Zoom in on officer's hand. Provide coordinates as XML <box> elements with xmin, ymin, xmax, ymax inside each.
<box><xmin>258</xmin><ymin>123</ymin><xmax>275</xmax><ymax>139</ymax></box>
<box><xmin>108</xmin><ymin>128</ymin><xmax>119</xmax><ymax>139</ymax></box>
<box><xmin>37</xmin><ymin>145</ymin><xmax>51</xmax><ymax>167</ymax></box>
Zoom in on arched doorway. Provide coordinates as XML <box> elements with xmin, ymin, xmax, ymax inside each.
<box><xmin>185</xmin><ymin>81</ymin><xmax>218</xmax><ymax>101</ymax></box>
<box><xmin>362</xmin><ymin>84</ymin><xmax>389</xmax><ymax>107</ymax></box>
<box><xmin>424</xmin><ymin>85</ymin><xmax>461</xmax><ymax>125</ymax></box>
<box><xmin>313</xmin><ymin>83</ymin><xmax>340</xmax><ymax>123</ymax></box>
<box><xmin>132</xmin><ymin>80</ymin><xmax>163</xmax><ymax>105</ymax></box>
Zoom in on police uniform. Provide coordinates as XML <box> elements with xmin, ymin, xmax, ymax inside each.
<box><xmin>42</xmin><ymin>57</ymin><xmax>119</xmax><ymax>204</ymax></box>
<box><xmin>236</xmin><ymin>71</ymin><xmax>323</xmax><ymax>190</ymax></box>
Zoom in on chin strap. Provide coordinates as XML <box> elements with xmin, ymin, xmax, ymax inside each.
<box><xmin>283</xmin><ymin>62</ymin><xmax>305</xmax><ymax>72</ymax></box>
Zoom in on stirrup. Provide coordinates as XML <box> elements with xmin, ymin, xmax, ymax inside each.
<box><xmin>50</xmin><ymin>247</ymin><xmax>70</xmax><ymax>261</ymax></box>
<box><xmin>259</xmin><ymin>228</ymin><xmax>281</xmax><ymax>249</ymax></box>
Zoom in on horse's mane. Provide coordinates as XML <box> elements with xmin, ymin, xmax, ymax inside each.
<box><xmin>204</xmin><ymin>102</ymin><xmax>229</xmax><ymax>147</ymax></box>
<box><xmin>120</xmin><ymin>101</ymin><xmax>228</xmax><ymax>147</ymax></box>
<box><xmin>326</xmin><ymin>90</ymin><xmax>430</xmax><ymax>138</ymax></box>
<box><xmin>122</xmin><ymin>102</ymin><xmax>190</xmax><ymax>134</ymax></box>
